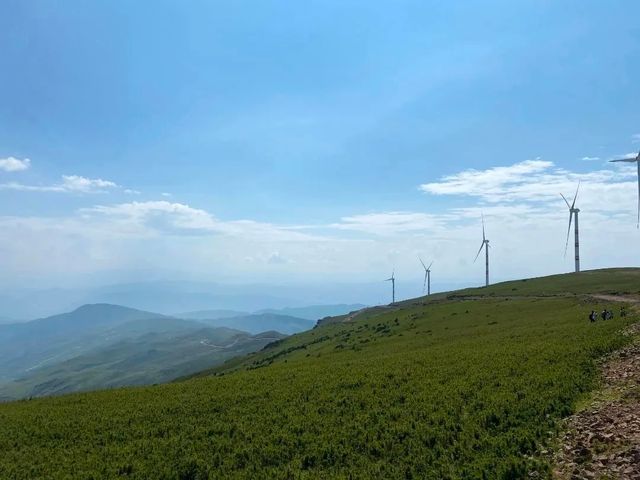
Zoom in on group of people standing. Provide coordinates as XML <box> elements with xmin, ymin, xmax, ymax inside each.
<box><xmin>589</xmin><ymin>307</ymin><xmax>627</xmax><ymax>323</ymax></box>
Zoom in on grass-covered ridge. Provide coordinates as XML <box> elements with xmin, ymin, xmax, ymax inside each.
<box><xmin>0</xmin><ymin>269</ymin><xmax>638</xmax><ymax>479</ymax></box>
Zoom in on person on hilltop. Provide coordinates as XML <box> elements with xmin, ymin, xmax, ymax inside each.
<box><xmin>601</xmin><ymin>309</ymin><xmax>608</xmax><ymax>321</ymax></box>
<box><xmin>589</xmin><ymin>310</ymin><xmax>597</xmax><ymax>323</ymax></box>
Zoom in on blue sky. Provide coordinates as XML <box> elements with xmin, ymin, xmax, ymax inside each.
<box><xmin>1</xmin><ymin>1</ymin><xmax>639</xmax><ymax>299</ymax></box>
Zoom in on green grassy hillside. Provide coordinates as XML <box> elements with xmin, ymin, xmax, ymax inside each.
<box><xmin>0</xmin><ymin>269</ymin><xmax>638</xmax><ymax>479</ymax></box>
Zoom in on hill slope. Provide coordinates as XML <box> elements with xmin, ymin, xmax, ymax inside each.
<box><xmin>195</xmin><ymin>312</ymin><xmax>315</xmax><ymax>335</ymax></box>
<box><xmin>0</xmin><ymin>269</ymin><xmax>638</xmax><ymax>479</ymax></box>
<box><xmin>0</xmin><ymin>326</ymin><xmax>285</xmax><ymax>400</ymax></box>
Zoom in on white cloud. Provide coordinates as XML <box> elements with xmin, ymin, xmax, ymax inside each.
<box><xmin>80</xmin><ymin>200</ymin><xmax>321</xmax><ymax>242</ymax></box>
<box><xmin>0</xmin><ymin>158</ymin><xmax>639</xmax><ymax>292</ymax></box>
<box><xmin>0</xmin><ymin>175</ymin><xmax>119</xmax><ymax>193</ymax></box>
<box><xmin>0</xmin><ymin>157</ymin><xmax>30</xmax><ymax>172</ymax></box>
<box><xmin>124</xmin><ymin>189</ymin><xmax>141</xmax><ymax>195</ymax></box>
<box><xmin>60</xmin><ymin>175</ymin><xmax>117</xmax><ymax>193</ymax></box>
<box><xmin>82</xmin><ymin>201</ymin><xmax>219</xmax><ymax>233</ymax></box>
<box><xmin>581</xmin><ymin>156</ymin><xmax>600</xmax><ymax>161</ymax></box>
<box><xmin>420</xmin><ymin>159</ymin><xmax>553</xmax><ymax>200</ymax></box>
<box><xmin>419</xmin><ymin>159</ymin><xmax>635</xmax><ymax>208</ymax></box>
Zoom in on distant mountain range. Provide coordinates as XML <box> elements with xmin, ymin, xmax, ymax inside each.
<box><xmin>256</xmin><ymin>304</ymin><xmax>366</xmax><ymax>321</ymax></box>
<box><xmin>0</xmin><ymin>304</ymin><xmax>173</xmax><ymax>382</ymax></box>
<box><xmin>0</xmin><ymin>280</ymin><xmax>382</xmax><ymax>320</ymax></box>
<box><xmin>176</xmin><ymin>309</ymin><xmax>249</xmax><ymax>320</ymax></box>
<box><xmin>191</xmin><ymin>313</ymin><xmax>316</xmax><ymax>335</ymax></box>
<box><xmin>0</xmin><ymin>303</ymin><xmax>292</xmax><ymax>400</ymax></box>
<box><xmin>177</xmin><ymin>304</ymin><xmax>365</xmax><ymax>322</ymax></box>
<box><xmin>175</xmin><ymin>304</ymin><xmax>368</xmax><ymax>334</ymax></box>
<box><xmin>0</xmin><ymin>326</ymin><xmax>284</xmax><ymax>400</ymax></box>
<box><xmin>0</xmin><ymin>301</ymin><xmax>355</xmax><ymax>400</ymax></box>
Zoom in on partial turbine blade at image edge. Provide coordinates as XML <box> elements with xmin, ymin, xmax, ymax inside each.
<box><xmin>564</xmin><ymin>211</ymin><xmax>573</xmax><ymax>258</ymax></box>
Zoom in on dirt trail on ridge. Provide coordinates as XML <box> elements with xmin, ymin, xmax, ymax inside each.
<box><xmin>554</xmin><ymin>294</ymin><xmax>640</xmax><ymax>479</ymax></box>
<box><xmin>591</xmin><ymin>294</ymin><xmax>640</xmax><ymax>309</ymax></box>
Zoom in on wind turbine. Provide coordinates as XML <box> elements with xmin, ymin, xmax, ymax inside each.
<box><xmin>474</xmin><ymin>215</ymin><xmax>490</xmax><ymax>287</ymax></box>
<box><xmin>419</xmin><ymin>258</ymin><xmax>433</xmax><ymax>296</ymax></box>
<box><xmin>609</xmin><ymin>150</ymin><xmax>640</xmax><ymax>229</ymax></box>
<box><xmin>385</xmin><ymin>271</ymin><xmax>395</xmax><ymax>304</ymax></box>
<box><xmin>560</xmin><ymin>182</ymin><xmax>581</xmax><ymax>273</ymax></box>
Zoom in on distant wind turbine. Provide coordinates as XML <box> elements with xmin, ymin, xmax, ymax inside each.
<box><xmin>419</xmin><ymin>258</ymin><xmax>433</xmax><ymax>295</ymax></box>
<box><xmin>385</xmin><ymin>271</ymin><xmax>395</xmax><ymax>304</ymax></box>
<box><xmin>560</xmin><ymin>182</ymin><xmax>581</xmax><ymax>273</ymax></box>
<box><xmin>474</xmin><ymin>215</ymin><xmax>490</xmax><ymax>287</ymax></box>
<box><xmin>609</xmin><ymin>150</ymin><xmax>640</xmax><ymax>228</ymax></box>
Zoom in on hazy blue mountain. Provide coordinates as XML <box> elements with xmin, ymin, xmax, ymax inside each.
<box><xmin>256</xmin><ymin>304</ymin><xmax>367</xmax><ymax>321</ymax></box>
<box><xmin>0</xmin><ymin>282</ymin><xmax>297</xmax><ymax>319</ymax></box>
<box><xmin>177</xmin><ymin>309</ymin><xmax>249</xmax><ymax>320</ymax></box>
<box><xmin>0</xmin><ymin>280</ymin><xmax>402</xmax><ymax>320</ymax></box>
<box><xmin>0</xmin><ymin>327</ymin><xmax>285</xmax><ymax>400</ymax></box>
<box><xmin>196</xmin><ymin>313</ymin><xmax>315</xmax><ymax>335</ymax></box>
<box><xmin>0</xmin><ymin>304</ymin><xmax>178</xmax><ymax>382</ymax></box>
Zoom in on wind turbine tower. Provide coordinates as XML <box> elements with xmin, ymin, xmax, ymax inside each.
<box><xmin>610</xmin><ymin>150</ymin><xmax>640</xmax><ymax>229</ymax></box>
<box><xmin>561</xmin><ymin>182</ymin><xmax>581</xmax><ymax>273</ymax></box>
<box><xmin>474</xmin><ymin>215</ymin><xmax>490</xmax><ymax>287</ymax></box>
<box><xmin>385</xmin><ymin>271</ymin><xmax>395</xmax><ymax>304</ymax></box>
<box><xmin>419</xmin><ymin>258</ymin><xmax>433</xmax><ymax>295</ymax></box>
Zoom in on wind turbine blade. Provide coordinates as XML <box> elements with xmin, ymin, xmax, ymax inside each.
<box><xmin>609</xmin><ymin>158</ymin><xmax>638</xmax><ymax>163</ymax></box>
<box><xmin>474</xmin><ymin>242</ymin><xmax>484</xmax><ymax>263</ymax></box>
<box><xmin>423</xmin><ymin>271</ymin><xmax>428</xmax><ymax>293</ymax></box>
<box><xmin>419</xmin><ymin>257</ymin><xmax>427</xmax><ymax>270</ymax></box>
<box><xmin>571</xmin><ymin>181</ymin><xmax>580</xmax><ymax>209</ymax></box>
<box><xmin>560</xmin><ymin>193</ymin><xmax>571</xmax><ymax>209</ymax></box>
<box><xmin>481</xmin><ymin>213</ymin><xmax>486</xmax><ymax>241</ymax></box>
<box><xmin>427</xmin><ymin>261</ymin><xmax>434</xmax><ymax>270</ymax></box>
<box><xmin>564</xmin><ymin>211</ymin><xmax>573</xmax><ymax>258</ymax></box>
<box><xmin>637</xmin><ymin>161</ymin><xmax>639</xmax><ymax>229</ymax></box>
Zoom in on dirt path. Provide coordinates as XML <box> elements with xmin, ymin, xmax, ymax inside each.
<box><xmin>591</xmin><ymin>294</ymin><xmax>640</xmax><ymax>309</ymax></box>
<box><xmin>554</xmin><ymin>314</ymin><xmax>640</xmax><ymax>479</ymax></box>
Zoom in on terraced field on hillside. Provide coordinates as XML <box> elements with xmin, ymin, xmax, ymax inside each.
<box><xmin>1</xmin><ymin>269</ymin><xmax>639</xmax><ymax>479</ymax></box>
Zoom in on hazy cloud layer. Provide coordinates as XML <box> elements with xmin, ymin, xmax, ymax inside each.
<box><xmin>0</xmin><ymin>160</ymin><xmax>638</xmax><ymax>292</ymax></box>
